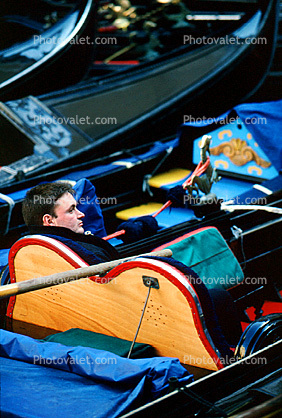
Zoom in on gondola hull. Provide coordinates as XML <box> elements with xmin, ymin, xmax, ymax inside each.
<box><xmin>0</xmin><ymin>0</ymin><xmax>279</xmax><ymax>188</ymax></box>
<box><xmin>0</xmin><ymin>0</ymin><xmax>97</xmax><ymax>101</ymax></box>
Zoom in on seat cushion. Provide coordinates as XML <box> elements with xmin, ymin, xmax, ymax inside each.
<box><xmin>42</xmin><ymin>328</ymin><xmax>156</xmax><ymax>359</ymax></box>
<box><xmin>154</xmin><ymin>227</ymin><xmax>244</xmax><ymax>290</ymax></box>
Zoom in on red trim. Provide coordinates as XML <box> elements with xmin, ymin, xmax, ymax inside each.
<box><xmin>94</xmin><ymin>60</ymin><xmax>140</xmax><ymax>65</ymax></box>
<box><xmin>153</xmin><ymin>226</ymin><xmax>218</xmax><ymax>252</ymax></box>
<box><xmin>183</xmin><ymin>157</ymin><xmax>211</xmax><ymax>187</ymax></box>
<box><xmin>6</xmin><ymin>236</ymin><xmax>89</xmax><ymax>318</ymax></box>
<box><xmin>152</xmin><ymin>200</ymin><xmax>172</xmax><ymax>217</ymax></box>
<box><xmin>97</xmin><ymin>26</ymin><xmax>118</xmax><ymax>33</ymax></box>
<box><xmin>104</xmin><ymin>258</ymin><xmax>224</xmax><ymax>369</ymax></box>
<box><xmin>103</xmin><ymin>161</ymin><xmax>212</xmax><ymax>241</ymax></box>
<box><xmin>103</xmin><ymin>229</ymin><xmax>125</xmax><ymax>241</ymax></box>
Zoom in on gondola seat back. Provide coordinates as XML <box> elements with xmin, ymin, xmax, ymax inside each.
<box><xmin>154</xmin><ymin>226</ymin><xmax>244</xmax><ymax>291</ymax></box>
<box><xmin>7</xmin><ymin>235</ymin><xmax>227</xmax><ymax>370</ymax></box>
<box><xmin>6</xmin><ymin>235</ymin><xmax>89</xmax><ymax>337</ymax></box>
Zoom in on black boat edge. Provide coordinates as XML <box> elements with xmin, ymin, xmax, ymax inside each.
<box><xmin>40</xmin><ymin>0</ymin><xmax>280</xmax><ymax>154</ymax></box>
<box><xmin>0</xmin><ymin>0</ymin><xmax>97</xmax><ymax>102</ymax></box>
<box><xmin>121</xmin><ymin>339</ymin><xmax>282</xmax><ymax>417</ymax></box>
<box><xmin>0</xmin><ymin>0</ymin><xmax>279</xmax><ymax>188</ymax></box>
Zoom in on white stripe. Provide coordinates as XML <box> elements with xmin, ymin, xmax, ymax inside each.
<box><xmin>21</xmin><ymin>235</ymin><xmax>88</xmax><ymax>267</ymax></box>
<box><xmin>252</xmin><ymin>184</ymin><xmax>273</xmax><ymax>195</ymax></box>
<box><xmin>221</xmin><ymin>203</ymin><xmax>282</xmax><ymax>214</ymax></box>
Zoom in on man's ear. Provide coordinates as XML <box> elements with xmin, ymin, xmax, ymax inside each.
<box><xmin>42</xmin><ymin>214</ymin><xmax>55</xmax><ymax>226</ymax></box>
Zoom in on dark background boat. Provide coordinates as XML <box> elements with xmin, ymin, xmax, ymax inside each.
<box><xmin>1</xmin><ymin>102</ymin><xmax>281</xmax><ymax>315</ymax></box>
<box><xmin>39</xmin><ymin>0</ymin><xmax>280</xmax><ymax>154</ymax></box>
<box><xmin>121</xmin><ymin>339</ymin><xmax>282</xmax><ymax>417</ymax></box>
<box><xmin>0</xmin><ymin>0</ymin><xmax>280</xmax><ymax>191</ymax></box>
<box><xmin>0</xmin><ymin>0</ymin><xmax>97</xmax><ymax>102</ymax></box>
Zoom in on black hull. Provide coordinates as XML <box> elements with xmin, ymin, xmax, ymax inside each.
<box><xmin>0</xmin><ymin>0</ymin><xmax>97</xmax><ymax>101</ymax></box>
<box><xmin>121</xmin><ymin>340</ymin><xmax>282</xmax><ymax>417</ymax></box>
<box><xmin>40</xmin><ymin>0</ymin><xmax>279</xmax><ymax>152</ymax></box>
<box><xmin>0</xmin><ymin>0</ymin><xmax>279</xmax><ymax>189</ymax></box>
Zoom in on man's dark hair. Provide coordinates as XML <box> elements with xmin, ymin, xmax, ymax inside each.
<box><xmin>22</xmin><ymin>182</ymin><xmax>75</xmax><ymax>226</ymax></box>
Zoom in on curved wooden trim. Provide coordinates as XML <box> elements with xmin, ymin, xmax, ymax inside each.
<box><xmin>7</xmin><ymin>235</ymin><xmax>88</xmax><ymax>318</ymax></box>
<box><xmin>105</xmin><ymin>257</ymin><xmax>224</xmax><ymax>369</ymax></box>
<box><xmin>6</xmin><ymin>237</ymin><xmax>224</xmax><ymax>368</ymax></box>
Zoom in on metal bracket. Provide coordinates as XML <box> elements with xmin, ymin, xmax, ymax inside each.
<box><xmin>142</xmin><ymin>276</ymin><xmax>159</xmax><ymax>289</ymax></box>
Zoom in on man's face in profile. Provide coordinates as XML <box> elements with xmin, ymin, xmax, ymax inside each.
<box><xmin>44</xmin><ymin>192</ymin><xmax>85</xmax><ymax>234</ymax></box>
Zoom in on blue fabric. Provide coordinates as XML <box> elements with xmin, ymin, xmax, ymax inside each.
<box><xmin>60</xmin><ymin>138</ymin><xmax>179</xmax><ymax>182</ymax></box>
<box><xmin>117</xmin><ymin>216</ymin><xmax>159</xmax><ymax>244</ymax></box>
<box><xmin>182</xmin><ymin>99</ymin><xmax>282</xmax><ymax>173</ymax></box>
<box><xmin>234</xmin><ymin>100</ymin><xmax>282</xmax><ymax>173</ymax></box>
<box><xmin>232</xmin><ymin>174</ymin><xmax>282</xmax><ymax>205</ymax></box>
<box><xmin>73</xmin><ymin>178</ymin><xmax>107</xmax><ymax>237</ymax></box>
<box><xmin>0</xmin><ymin>330</ymin><xmax>193</xmax><ymax>418</ymax></box>
<box><xmin>153</xmin><ymin>206</ymin><xmax>196</xmax><ymax>229</ymax></box>
<box><xmin>0</xmin><ymin>248</ymin><xmax>9</xmax><ymax>269</ymax></box>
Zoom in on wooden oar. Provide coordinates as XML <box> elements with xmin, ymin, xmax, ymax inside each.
<box><xmin>0</xmin><ymin>249</ymin><xmax>172</xmax><ymax>299</ymax></box>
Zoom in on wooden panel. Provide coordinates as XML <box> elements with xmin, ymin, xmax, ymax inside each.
<box><xmin>11</xmin><ymin>246</ymin><xmax>220</xmax><ymax>370</ymax></box>
<box><xmin>14</xmin><ymin>245</ymin><xmax>77</xmax><ymax>281</ymax></box>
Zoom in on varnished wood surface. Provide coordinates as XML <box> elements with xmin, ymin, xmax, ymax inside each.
<box><xmin>11</xmin><ymin>245</ymin><xmax>220</xmax><ymax>370</ymax></box>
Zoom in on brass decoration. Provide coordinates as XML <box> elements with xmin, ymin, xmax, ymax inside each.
<box><xmin>186</xmin><ymin>135</ymin><xmax>221</xmax><ymax>196</ymax></box>
<box><xmin>210</xmin><ymin>138</ymin><xmax>271</xmax><ymax>168</ymax></box>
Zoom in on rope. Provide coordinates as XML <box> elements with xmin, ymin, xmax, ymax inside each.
<box><xmin>221</xmin><ymin>203</ymin><xmax>282</xmax><ymax>214</ymax></box>
<box><xmin>127</xmin><ymin>284</ymin><xmax>152</xmax><ymax>359</ymax></box>
<box><xmin>103</xmin><ymin>158</ymin><xmax>211</xmax><ymax>241</ymax></box>
<box><xmin>142</xmin><ymin>145</ymin><xmax>174</xmax><ymax>196</ymax></box>
<box><xmin>231</xmin><ymin>225</ymin><xmax>246</xmax><ymax>270</ymax></box>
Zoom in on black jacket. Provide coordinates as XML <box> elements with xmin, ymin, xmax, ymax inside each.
<box><xmin>28</xmin><ymin>226</ymin><xmax>120</xmax><ymax>265</ymax></box>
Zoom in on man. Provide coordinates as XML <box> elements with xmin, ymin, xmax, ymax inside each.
<box><xmin>22</xmin><ymin>182</ymin><xmax>120</xmax><ymax>264</ymax></box>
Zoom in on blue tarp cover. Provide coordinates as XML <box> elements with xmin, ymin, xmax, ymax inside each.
<box><xmin>74</xmin><ymin>178</ymin><xmax>107</xmax><ymax>237</ymax></box>
<box><xmin>0</xmin><ymin>330</ymin><xmax>193</xmax><ymax>418</ymax></box>
<box><xmin>183</xmin><ymin>99</ymin><xmax>282</xmax><ymax>172</ymax></box>
<box><xmin>235</xmin><ymin>100</ymin><xmax>282</xmax><ymax>173</ymax></box>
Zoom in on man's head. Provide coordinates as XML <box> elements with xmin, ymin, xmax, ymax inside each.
<box><xmin>22</xmin><ymin>182</ymin><xmax>85</xmax><ymax>234</ymax></box>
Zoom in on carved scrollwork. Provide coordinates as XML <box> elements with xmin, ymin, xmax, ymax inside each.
<box><xmin>210</xmin><ymin>138</ymin><xmax>271</xmax><ymax>168</ymax></box>
<box><xmin>6</xmin><ymin>97</ymin><xmax>72</xmax><ymax>148</ymax></box>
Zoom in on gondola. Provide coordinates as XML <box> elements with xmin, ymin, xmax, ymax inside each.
<box><xmin>122</xmin><ymin>340</ymin><xmax>282</xmax><ymax>417</ymax></box>
<box><xmin>0</xmin><ymin>98</ymin><xmax>281</xmax><ymax>252</ymax></box>
<box><xmin>0</xmin><ymin>186</ymin><xmax>282</xmax><ymax>416</ymax></box>
<box><xmin>1</xmin><ymin>4</ymin><xmax>281</xmax><ymax>417</ymax></box>
<box><xmin>1</xmin><ymin>113</ymin><xmax>282</xmax><ymax>416</ymax></box>
<box><xmin>1</xmin><ymin>98</ymin><xmax>281</xmax><ymax>319</ymax></box>
<box><xmin>1</xmin><ymin>222</ymin><xmax>281</xmax><ymax>417</ymax></box>
<box><xmin>0</xmin><ymin>0</ymin><xmax>97</xmax><ymax>102</ymax></box>
<box><xmin>0</xmin><ymin>0</ymin><xmax>279</xmax><ymax>188</ymax></box>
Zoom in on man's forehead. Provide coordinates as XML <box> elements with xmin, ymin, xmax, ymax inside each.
<box><xmin>55</xmin><ymin>192</ymin><xmax>76</xmax><ymax>206</ymax></box>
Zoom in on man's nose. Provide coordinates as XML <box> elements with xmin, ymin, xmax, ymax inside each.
<box><xmin>76</xmin><ymin>208</ymin><xmax>85</xmax><ymax>218</ymax></box>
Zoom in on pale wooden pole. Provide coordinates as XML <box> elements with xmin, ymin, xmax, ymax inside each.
<box><xmin>0</xmin><ymin>249</ymin><xmax>172</xmax><ymax>299</ymax></box>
